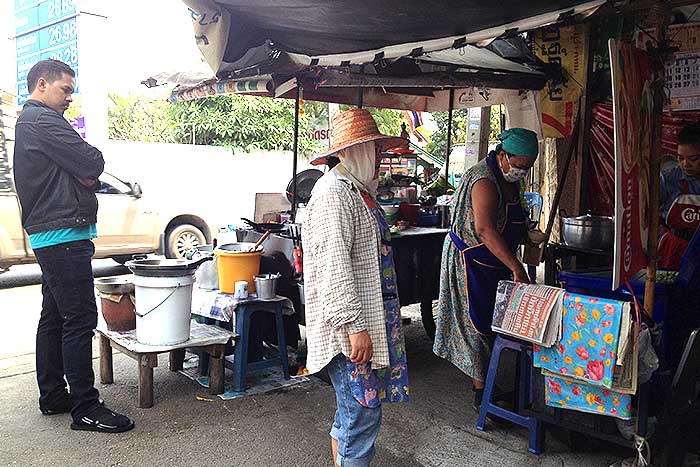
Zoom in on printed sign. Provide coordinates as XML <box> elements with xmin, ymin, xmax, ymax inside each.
<box><xmin>15</xmin><ymin>1</ymin><xmax>79</xmax><ymax>104</ymax></box>
<box><xmin>535</xmin><ymin>24</ymin><xmax>588</xmax><ymax>138</ymax></box>
<box><xmin>609</xmin><ymin>39</ymin><xmax>653</xmax><ymax>289</ymax></box>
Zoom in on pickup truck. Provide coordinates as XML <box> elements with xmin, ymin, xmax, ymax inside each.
<box><xmin>0</xmin><ymin>92</ymin><xmax>213</xmax><ymax>270</ymax></box>
<box><xmin>0</xmin><ymin>171</ymin><xmax>214</xmax><ymax>270</ymax></box>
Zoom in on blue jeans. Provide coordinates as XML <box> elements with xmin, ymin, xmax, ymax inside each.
<box><xmin>34</xmin><ymin>240</ymin><xmax>101</xmax><ymax>420</ymax></box>
<box><xmin>326</xmin><ymin>354</ymin><xmax>382</xmax><ymax>467</ymax></box>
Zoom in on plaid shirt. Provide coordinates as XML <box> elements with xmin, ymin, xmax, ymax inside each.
<box><xmin>302</xmin><ymin>174</ymin><xmax>389</xmax><ymax>374</ymax></box>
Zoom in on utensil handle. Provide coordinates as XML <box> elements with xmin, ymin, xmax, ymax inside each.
<box><xmin>251</xmin><ymin>230</ymin><xmax>271</xmax><ymax>251</ymax></box>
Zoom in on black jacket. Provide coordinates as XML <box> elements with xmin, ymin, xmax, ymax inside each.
<box><xmin>13</xmin><ymin>100</ymin><xmax>104</xmax><ymax>235</ymax></box>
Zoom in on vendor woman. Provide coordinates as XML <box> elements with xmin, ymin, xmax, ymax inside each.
<box><xmin>658</xmin><ymin>122</ymin><xmax>700</xmax><ymax>270</ymax></box>
<box><xmin>433</xmin><ymin>128</ymin><xmax>538</xmax><ymax>410</ymax></box>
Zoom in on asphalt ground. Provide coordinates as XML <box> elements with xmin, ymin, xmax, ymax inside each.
<box><xmin>0</xmin><ymin>284</ymin><xmax>631</xmax><ymax>467</ymax></box>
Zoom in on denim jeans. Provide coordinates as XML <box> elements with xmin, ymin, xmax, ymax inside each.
<box><xmin>34</xmin><ymin>240</ymin><xmax>101</xmax><ymax>420</ymax></box>
<box><xmin>326</xmin><ymin>354</ymin><xmax>382</xmax><ymax>467</ymax></box>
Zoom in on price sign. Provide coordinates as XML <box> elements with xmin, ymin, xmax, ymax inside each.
<box><xmin>15</xmin><ymin>0</ymin><xmax>77</xmax><ymax>35</ymax></box>
<box><xmin>15</xmin><ymin>2</ymin><xmax>80</xmax><ymax>104</ymax></box>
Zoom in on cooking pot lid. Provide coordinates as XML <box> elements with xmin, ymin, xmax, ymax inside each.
<box><xmin>125</xmin><ymin>258</ymin><xmax>198</xmax><ymax>270</ymax></box>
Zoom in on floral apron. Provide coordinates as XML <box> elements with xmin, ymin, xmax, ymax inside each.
<box><xmin>448</xmin><ymin>153</ymin><xmax>527</xmax><ymax>334</ymax></box>
<box><xmin>344</xmin><ymin>196</ymin><xmax>410</xmax><ymax>407</ymax></box>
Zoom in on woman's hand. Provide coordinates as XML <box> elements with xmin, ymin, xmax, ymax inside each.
<box><xmin>511</xmin><ymin>264</ymin><xmax>530</xmax><ymax>284</ymax></box>
<box><xmin>348</xmin><ymin>330</ymin><xmax>373</xmax><ymax>364</ymax></box>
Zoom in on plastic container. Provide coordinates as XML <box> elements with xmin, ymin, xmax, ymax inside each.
<box><xmin>100</xmin><ymin>294</ymin><xmax>136</xmax><ymax>332</ymax></box>
<box><xmin>215</xmin><ymin>243</ymin><xmax>263</xmax><ymax>294</ymax></box>
<box><xmin>417</xmin><ymin>212</ymin><xmax>439</xmax><ymax>227</ymax></box>
<box><xmin>189</xmin><ymin>245</ymin><xmax>219</xmax><ymax>290</ymax></box>
<box><xmin>557</xmin><ymin>270</ymin><xmax>670</xmax><ymax>323</ymax></box>
<box><xmin>132</xmin><ymin>273</ymin><xmax>195</xmax><ymax>345</ymax></box>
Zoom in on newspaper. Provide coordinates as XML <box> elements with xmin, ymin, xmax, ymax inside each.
<box><xmin>615</xmin><ymin>305</ymin><xmax>632</xmax><ymax>367</ymax></box>
<box><xmin>492</xmin><ymin>281</ymin><xmax>564</xmax><ymax>347</ymax></box>
<box><xmin>611</xmin><ymin>324</ymin><xmax>638</xmax><ymax>395</ymax></box>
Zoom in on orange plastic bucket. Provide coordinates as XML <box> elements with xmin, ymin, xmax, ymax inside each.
<box><xmin>215</xmin><ymin>243</ymin><xmax>263</xmax><ymax>294</ymax></box>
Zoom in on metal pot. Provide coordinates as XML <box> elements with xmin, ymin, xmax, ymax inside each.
<box><xmin>124</xmin><ymin>256</ymin><xmax>212</xmax><ymax>277</ymax></box>
<box><xmin>560</xmin><ymin>210</ymin><xmax>614</xmax><ymax>251</ymax></box>
<box><xmin>95</xmin><ymin>276</ymin><xmax>135</xmax><ymax>295</ymax></box>
<box><xmin>253</xmin><ymin>273</ymin><xmax>281</xmax><ymax>300</ymax></box>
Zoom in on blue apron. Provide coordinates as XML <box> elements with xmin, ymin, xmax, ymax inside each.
<box><xmin>449</xmin><ymin>154</ymin><xmax>527</xmax><ymax>334</ymax></box>
<box><xmin>344</xmin><ymin>197</ymin><xmax>410</xmax><ymax>408</ymax></box>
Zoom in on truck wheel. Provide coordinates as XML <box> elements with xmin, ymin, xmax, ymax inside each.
<box><xmin>112</xmin><ymin>255</ymin><xmax>132</xmax><ymax>265</ymax></box>
<box><xmin>166</xmin><ymin>224</ymin><xmax>206</xmax><ymax>259</ymax></box>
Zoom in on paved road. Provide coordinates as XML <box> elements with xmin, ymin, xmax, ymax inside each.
<box><xmin>0</xmin><ymin>284</ymin><xmax>631</xmax><ymax>466</ymax></box>
<box><xmin>0</xmin><ymin>259</ymin><xmax>129</xmax><ymax>289</ymax></box>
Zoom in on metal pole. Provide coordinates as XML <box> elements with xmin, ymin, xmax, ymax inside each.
<box><xmin>644</xmin><ymin>1</ymin><xmax>669</xmax><ymax>320</ymax></box>
<box><xmin>444</xmin><ymin>88</ymin><xmax>454</xmax><ymax>194</ymax></box>
<box><xmin>292</xmin><ymin>85</ymin><xmax>300</xmax><ymax>218</ymax></box>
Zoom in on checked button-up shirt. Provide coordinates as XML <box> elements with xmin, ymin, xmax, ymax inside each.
<box><xmin>302</xmin><ymin>173</ymin><xmax>389</xmax><ymax>374</ymax></box>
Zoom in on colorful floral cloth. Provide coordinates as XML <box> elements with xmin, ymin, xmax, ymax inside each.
<box><xmin>544</xmin><ymin>374</ymin><xmax>632</xmax><ymax>420</ymax></box>
<box><xmin>534</xmin><ymin>293</ymin><xmax>625</xmax><ymax>388</ymax></box>
<box><xmin>345</xmin><ymin>205</ymin><xmax>410</xmax><ymax>407</ymax></box>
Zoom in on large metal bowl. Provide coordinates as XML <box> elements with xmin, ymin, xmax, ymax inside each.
<box><xmin>560</xmin><ymin>212</ymin><xmax>614</xmax><ymax>251</ymax></box>
<box><xmin>95</xmin><ymin>276</ymin><xmax>135</xmax><ymax>295</ymax></box>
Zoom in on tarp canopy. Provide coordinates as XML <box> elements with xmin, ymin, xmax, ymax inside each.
<box><xmin>157</xmin><ymin>0</ymin><xmax>603</xmax><ymax>112</ymax></box>
<box><xmin>182</xmin><ymin>0</ymin><xmax>604</xmax><ymax>79</ymax></box>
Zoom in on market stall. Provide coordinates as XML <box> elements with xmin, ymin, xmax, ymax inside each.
<box><xmin>138</xmin><ymin>0</ymin><xmax>700</xmax><ymax>461</ymax></box>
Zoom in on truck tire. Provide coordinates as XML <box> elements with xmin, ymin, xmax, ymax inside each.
<box><xmin>165</xmin><ymin>223</ymin><xmax>206</xmax><ymax>259</ymax></box>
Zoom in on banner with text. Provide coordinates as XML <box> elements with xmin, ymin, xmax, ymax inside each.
<box><xmin>609</xmin><ymin>39</ymin><xmax>652</xmax><ymax>289</ymax></box>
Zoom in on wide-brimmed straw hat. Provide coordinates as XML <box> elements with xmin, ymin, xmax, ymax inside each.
<box><xmin>311</xmin><ymin>108</ymin><xmax>407</xmax><ymax>166</ymax></box>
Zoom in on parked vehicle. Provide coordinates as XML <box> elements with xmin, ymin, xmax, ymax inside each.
<box><xmin>0</xmin><ymin>171</ymin><xmax>213</xmax><ymax>271</ymax></box>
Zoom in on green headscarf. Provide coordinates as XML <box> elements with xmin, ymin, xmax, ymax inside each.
<box><xmin>498</xmin><ymin>128</ymin><xmax>539</xmax><ymax>158</ymax></box>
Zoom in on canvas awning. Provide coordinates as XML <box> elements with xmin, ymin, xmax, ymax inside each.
<box><xmin>181</xmin><ymin>0</ymin><xmax>604</xmax><ymax>80</ymax></box>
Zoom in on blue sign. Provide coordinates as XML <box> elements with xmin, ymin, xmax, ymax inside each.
<box><xmin>15</xmin><ymin>0</ymin><xmax>77</xmax><ymax>35</ymax></box>
<box><xmin>15</xmin><ymin>1</ymin><xmax>79</xmax><ymax>104</ymax></box>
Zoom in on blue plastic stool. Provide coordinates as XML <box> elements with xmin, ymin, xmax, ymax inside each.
<box><xmin>232</xmin><ymin>301</ymin><xmax>291</xmax><ymax>392</ymax></box>
<box><xmin>196</xmin><ymin>301</ymin><xmax>291</xmax><ymax>393</ymax></box>
<box><xmin>476</xmin><ymin>335</ymin><xmax>544</xmax><ymax>454</ymax></box>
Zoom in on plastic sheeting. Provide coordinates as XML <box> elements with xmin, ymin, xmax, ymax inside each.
<box><xmin>586</xmin><ymin>103</ymin><xmax>698</xmax><ymax>216</ymax></box>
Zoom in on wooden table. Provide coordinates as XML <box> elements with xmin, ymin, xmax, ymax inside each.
<box><xmin>96</xmin><ymin>322</ymin><xmax>234</xmax><ymax>408</ymax></box>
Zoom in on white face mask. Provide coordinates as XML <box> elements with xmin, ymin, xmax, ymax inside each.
<box><xmin>501</xmin><ymin>153</ymin><xmax>529</xmax><ymax>183</ymax></box>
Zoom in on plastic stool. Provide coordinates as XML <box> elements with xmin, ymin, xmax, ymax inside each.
<box><xmin>196</xmin><ymin>301</ymin><xmax>291</xmax><ymax>393</ymax></box>
<box><xmin>476</xmin><ymin>335</ymin><xmax>544</xmax><ymax>454</ymax></box>
<box><xmin>233</xmin><ymin>301</ymin><xmax>291</xmax><ymax>392</ymax></box>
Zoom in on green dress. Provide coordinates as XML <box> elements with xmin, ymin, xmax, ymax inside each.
<box><xmin>432</xmin><ymin>158</ymin><xmax>508</xmax><ymax>382</ymax></box>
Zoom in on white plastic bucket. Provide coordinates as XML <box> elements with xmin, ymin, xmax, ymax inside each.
<box><xmin>132</xmin><ymin>273</ymin><xmax>195</xmax><ymax>345</ymax></box>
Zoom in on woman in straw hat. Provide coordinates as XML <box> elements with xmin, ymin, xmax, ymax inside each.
<box><xmin>433</xmin><ymin>128</ymin><xmax>538</xmax><ymax>411</ymax></box>
<box><xmin>302</xmin><ymin>108</ymin><xmax>409</xmax><ymax>467</ymax></box>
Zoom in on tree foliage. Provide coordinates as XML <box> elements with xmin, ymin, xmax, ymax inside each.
<box><xmin>167</xmin><ymin>95</ymin><xmax>323</xmax><ymax>156</ymax></box>
<box><xmin>108</xmin><ymin>94</ymin><xmax>172</xmax><ymax>143</ymax></box>
<box><xmin>107</xmin><ymin>93</ymin><xmax>328</xmax><ymax>157</ymax></box>
<box><xmin>426</xmin><ymin>109</ymin><xmax>469</xmax><ymax>157</ymax></box>
<box><xmin>426</xmin><ymin>105</ymin><xmax>504</xmax><ymax>157</ymax></box>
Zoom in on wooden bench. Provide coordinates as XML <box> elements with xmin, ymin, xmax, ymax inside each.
<box><xmin>96</xmin><ymin>322</ymin><xmax>234</xmax><ymax>408</ymax></box>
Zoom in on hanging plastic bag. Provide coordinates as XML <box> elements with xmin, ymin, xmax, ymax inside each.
<box><xmin>638</xmin><ymin>324</ymin><xmax>659</xmax><ymax>385</ymax></box>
